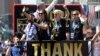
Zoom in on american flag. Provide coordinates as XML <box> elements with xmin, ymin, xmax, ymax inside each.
<box><xmin>88</xmin><ymin>5</ymin><xmax>96</xmax><ymax>27</ymax></box>
<box><xmin>82</xmin><ymin>4</ymin><xmax>89</xmax><ymax>17</ymax></box>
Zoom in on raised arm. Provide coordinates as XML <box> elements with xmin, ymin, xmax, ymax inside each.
<box><xmin>45</xmin><ymin>0</ymin><xmax>58</xmax><ymax>14</ymax></box>
<box><xmin>92</xmin><ymin>31</ymin><xmax>100</xmax><ymax>42</ymax></box>
<box><xmin>20</xmin><ymin>23</ymin><xmax>31</xmax><ymax>41</ymax></box>
<box><xmin>79</xmin><ymin>14</ymin><xmax>88</xmax><ymax>24</ymax></box>
<box><xmin>63</xmin><ymin>4</ymin><xmax>70</xmax><ymax>19</ymax></box>
<box><xmin>22</xmin><ymin>6</ymin><xmax>31</xmax><ymax>20</ymax></box>
<box><xmin>34</xmin><ymin>22</ymin><xmax>48</xmax><ymax>30</ymax></box>
<box><xmin>5</xmin><ymin>47</ymin><xmax>11</xmax><ymax>56</ymax></box>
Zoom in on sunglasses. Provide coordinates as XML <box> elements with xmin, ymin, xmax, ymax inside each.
<box><xmin>39</xmin><ymin>13</ymin><xmax>44</xmax><ymax>15</ymax></box>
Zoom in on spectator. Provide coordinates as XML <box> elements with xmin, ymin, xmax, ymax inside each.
<box><xmin>0</xmin><ymin>41</ymin><xmax>7</xmax><ymax>56</ymax></box>
<box><xmin>80</xmin><ymin>14</ymin><xmax>94</xmax><ymax>40</ymax></box>
<box><xmin>6</xmin><ymin>35</ymin><xmax>21</xmax><ymax>56</ymax></box>
<box><xmin>91</xmin><ymin>30</ymin><xmax>100</xmax><ymax>56</ymax></box>
<box><xmin>83</xmin><ymin>25</ymin><xmax>93</xmax><ymax>40</ymax></box>
<box><xmin>0</xmin><ymin>35</ymin><xmax>2</xmax><ymax>53</ymax></box>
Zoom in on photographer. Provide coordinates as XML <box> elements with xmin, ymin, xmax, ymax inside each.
<box><xmin>5</xmin><ymin>35</ymin><xmax>21</xmax><ymax>56</ymax></box>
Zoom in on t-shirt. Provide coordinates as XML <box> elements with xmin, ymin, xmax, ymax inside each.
<box><xmin>10</xmin><ymin>45</ymin><xmax>21</xmax><ymax>56</ymax></box>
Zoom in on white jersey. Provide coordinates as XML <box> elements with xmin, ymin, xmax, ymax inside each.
<box><xmin>22</xmin><ymin>23</ymin><xmax>37</xmax><ymax>40</ymax></box>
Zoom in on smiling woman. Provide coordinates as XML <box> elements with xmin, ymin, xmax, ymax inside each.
<box><xmin>34</xmin><ymin>10</ymin><xmax>50</xmax><ymax>40</ymax></box>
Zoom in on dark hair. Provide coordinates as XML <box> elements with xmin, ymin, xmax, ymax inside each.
<box><xmin>42</xmin><ymin>10</ymin><xmax>50</xmax><ymax>22</ymax></box>
<box><xmin>43</xmin><ymin>10</ymin><xmax>47</xmax><ymax>19</ymax></box>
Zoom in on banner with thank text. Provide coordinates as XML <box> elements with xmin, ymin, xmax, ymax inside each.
<box><xmin>27</xmin><ymin>41</ymin><xmax>88</xmax><ymax>56</ymax></box>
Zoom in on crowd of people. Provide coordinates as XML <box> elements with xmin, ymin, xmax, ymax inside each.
<box><xmin>0</xmin><ymin>0</ymin><xmax>100</xmax><ymax>56</ymax></box>
<box><xmin>20</xmin><ymin>3</ymin><xmax>86</xmax><ymax>41</ymax></box>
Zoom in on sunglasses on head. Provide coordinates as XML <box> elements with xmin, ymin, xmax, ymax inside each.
<box><xmin>72</xmin><ymin>14</ymin><xmax>79</xmax><ymax>15</ymax></box>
